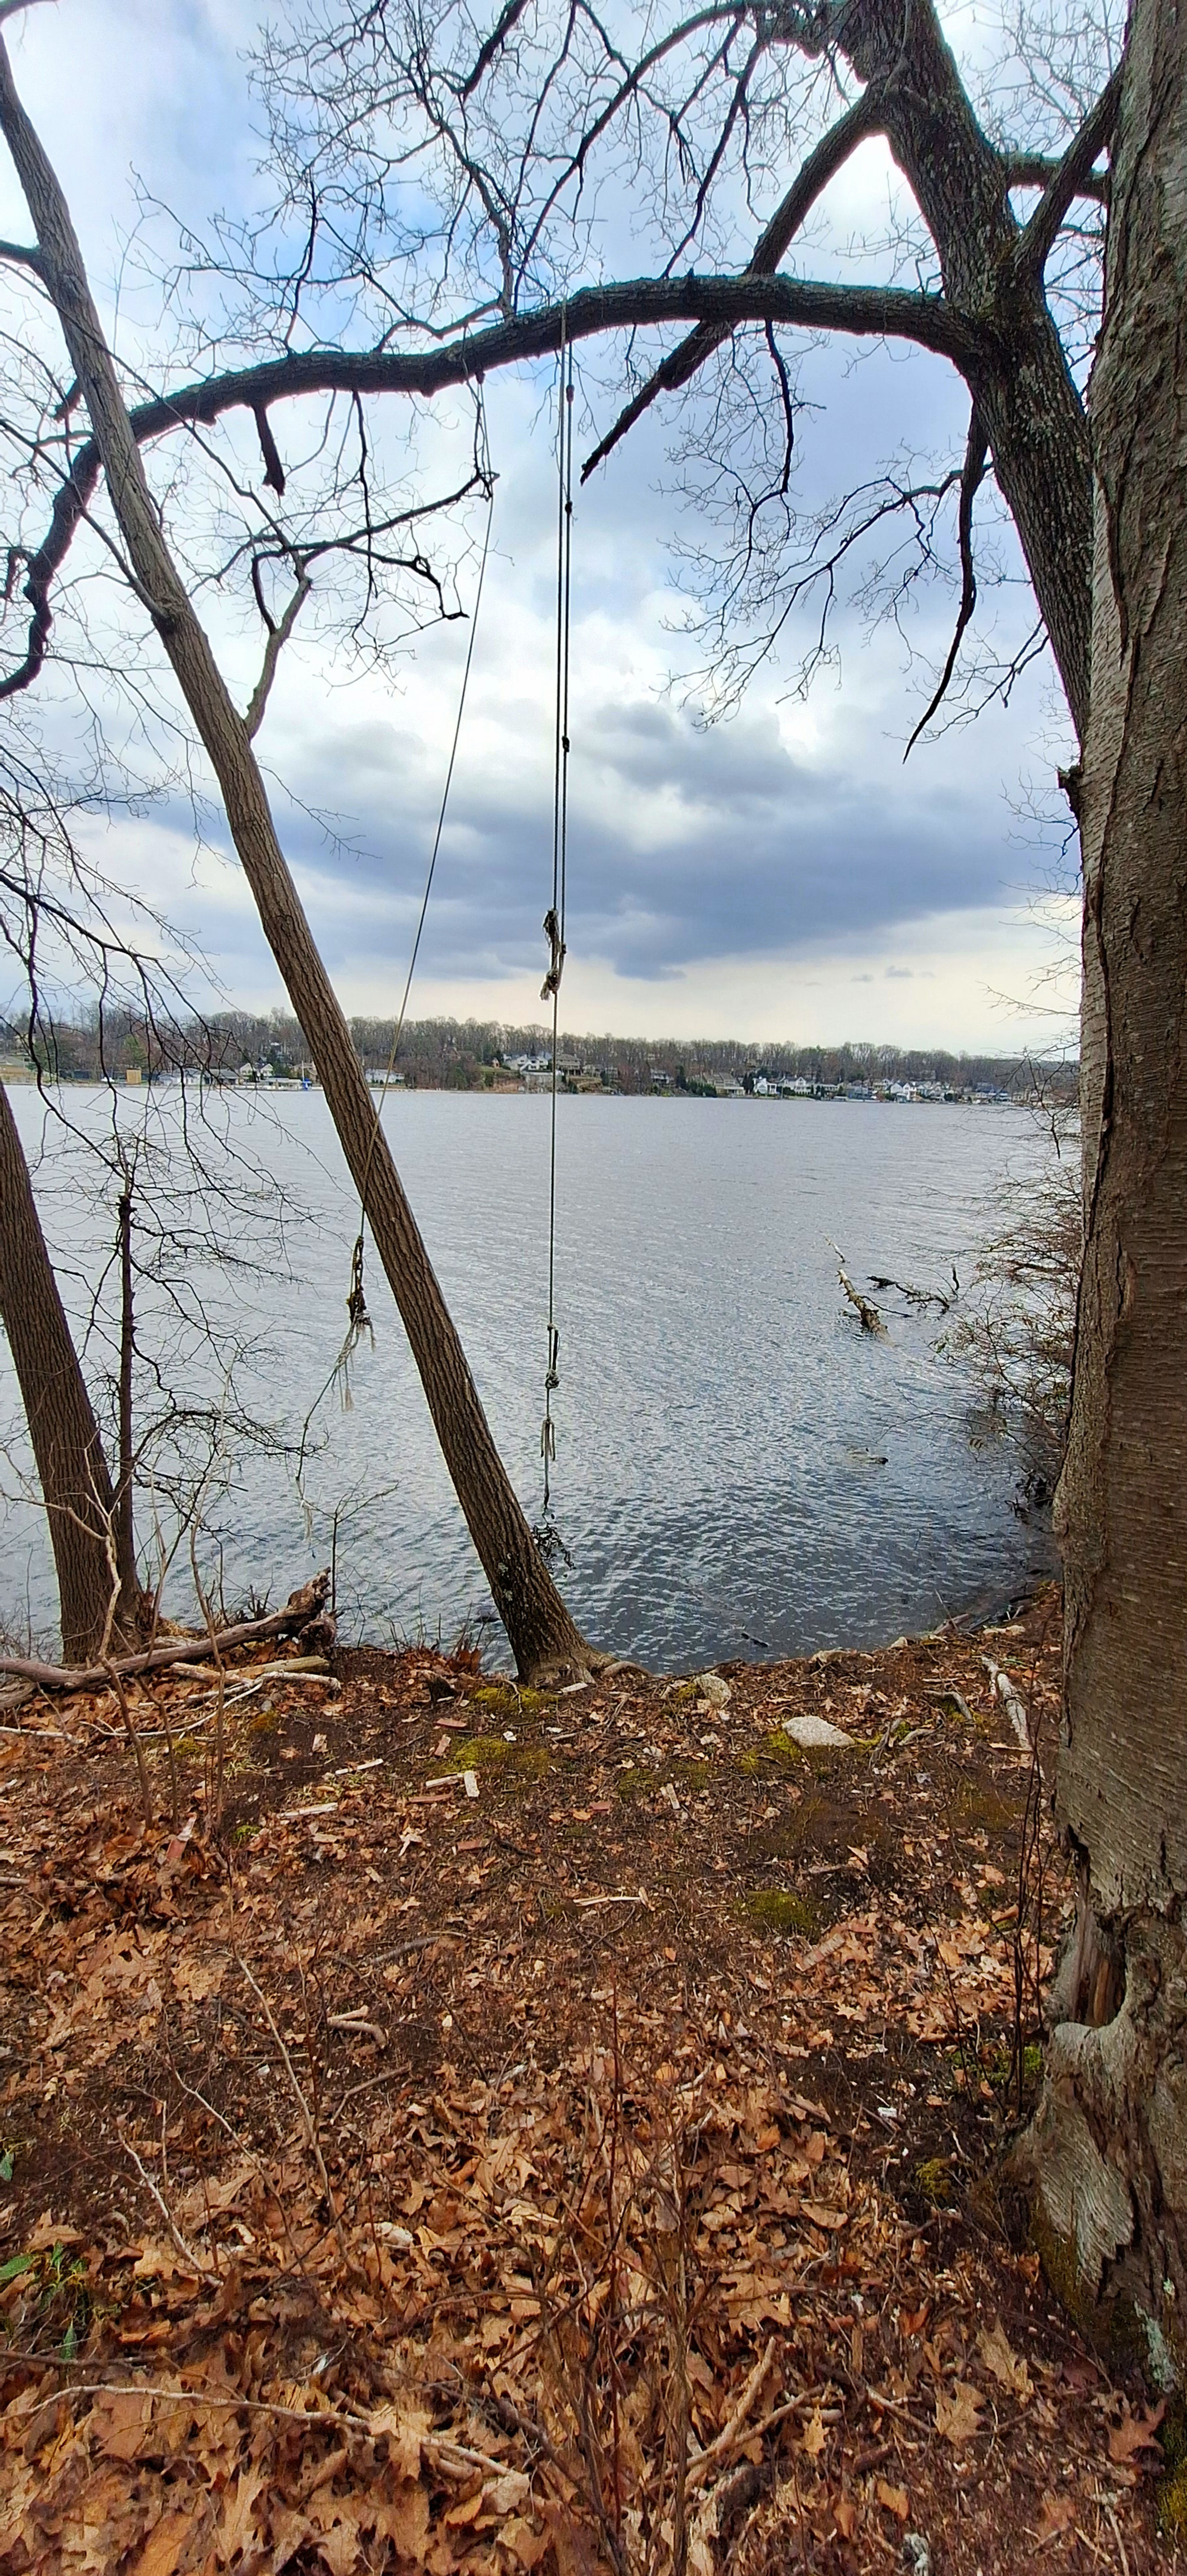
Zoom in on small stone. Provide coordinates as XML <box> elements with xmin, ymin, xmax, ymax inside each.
<box><xmin>779</xmin><ymin>1711</ymin><xmax>853</xmax><ymax>1749</ymax></box>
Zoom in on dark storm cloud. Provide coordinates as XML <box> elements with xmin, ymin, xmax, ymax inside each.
<box><xmin>247</xmin><ymin>687</ymin><xmax>1015</xmax><ymax>986</ymax></box>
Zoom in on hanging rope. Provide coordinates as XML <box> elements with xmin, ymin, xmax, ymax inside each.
<box><xmin>296</xmin><ymin>394</ymin><xmax>496</xmax><ymax>1463</ymax></box>
<box><xmin>539</xmin><ymin>315</ymin><xmax>574</xmax><ymax>1523</ymax></box>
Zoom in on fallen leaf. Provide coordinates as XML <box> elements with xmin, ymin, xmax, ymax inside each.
<box><xmin>1108</xmin><ymin>2399</ymin><xmax>1166</xmax><ymax>2463</ymax></box>
<box><xmin>1034</xmin><ymin>2492</ymin><xmax>1076</xmax><ymax>2542</ymax></box>
<box><xmin>875</xmin><ymin>2480</ymin><xmax>909</xmax><ymax>2521</ymax></box>
<box><xmin>215</xmin><ymin>2461</ymin><xmax>268</xmax><ymax>2562</ymax></box>
<box><xmin>834</xmin><ymin>2495</ymin><xmax>858</xmax><ymax>2540</ymax></box>
<box><xmin>978</xmin><ymin>2319</ymin><xmax>1032</xmax><ymax>2402</ymax></box>
<box><xmin>501</xmin><ymin>2517</ymin><xmax>550</xmax><ymax>2571</ymax></box>
<box><xmin>127</xmin><ymin>2512</ymin><xmax>200</xmax><ymax>2576</ymax></box>
<box><xmin>801</xmin><ymin>2404</ymin><xmax>826</xmax><ymax>2459</ymax></box>
<box><xmin>934</xmin><ymin>2380</ymin><xmax>982</xmax><ymax>2446</ymax></box>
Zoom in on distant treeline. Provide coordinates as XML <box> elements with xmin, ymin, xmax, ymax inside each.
<box><xmin>0</xmin><ymin>1006</ymin><xmax>1079</xmax><ymax>1103</ymax></box>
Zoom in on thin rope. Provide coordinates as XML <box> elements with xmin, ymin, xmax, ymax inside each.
<box><xmin>540</xmin><ymin>317</ymin><xmax>574</xmax><ymax>1519</ymax></box>
<box><xmin>297</xmin><ymin>398</ymin><xmax>495</xmax><ymax>1458</ymax></box>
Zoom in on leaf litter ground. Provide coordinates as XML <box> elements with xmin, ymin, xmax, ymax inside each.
<box><xmin>0</xmin><ymin>1587</ymin><xmax>1177</xmax><ymax>2573</ymax></box>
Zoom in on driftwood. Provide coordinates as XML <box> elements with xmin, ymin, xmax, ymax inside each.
<box><xmin>827</xmin><ymin>1240</ymin><xmax>887</xmax><ymax>1337</ymax></box>
<box><xmin>0</xmin><ymin>1573</ymin><xmax>331</xmax><ymax>1696</ymax></box>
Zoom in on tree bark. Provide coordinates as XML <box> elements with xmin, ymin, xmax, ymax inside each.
<box><xmin>1013</xmin><ymin>0</ymin><xmax>1187</xmax><ymax>2373</ymax></box>
<box><xmin>832</xmin><ymin>0</ymin><xmax>1094</xmax><ymax>741</ymax></box>
<box><xmin>0</xmin><ymin>1075</ymin><xmax>133</xmax><ymax>1660</ymax></box>
<box><xmin>0</xmin><ymin>40</ymin><xmax>591</xmax><ymax>1684</ymax></box>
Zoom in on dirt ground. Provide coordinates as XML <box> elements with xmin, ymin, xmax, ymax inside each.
<box><xmin>0</xmin><ymin>1585</ymin><xmax>1179</xmax><ymax>2574</ymax></box>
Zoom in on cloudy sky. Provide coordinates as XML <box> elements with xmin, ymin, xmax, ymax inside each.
<box><xmin>0</xmin><ymin>0</ymin><xmax>1082</xmax><ymax>1054</ymax></box>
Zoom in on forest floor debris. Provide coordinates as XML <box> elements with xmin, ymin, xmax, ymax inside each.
<box><xmin>0</xmin><ymin>1585</ymin><xmax>1178</xmax><ymax>2571</ymax></box>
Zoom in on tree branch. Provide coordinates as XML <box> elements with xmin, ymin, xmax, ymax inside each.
<box><xmin>245</xmin><ymin>566</ymin><xmax>312</xmax><ymax>737</ymax></box>
<box><xmin>903</xmin><ymin>402</ymin><xmax>989</xmax><ymax>757</ymax></box>
<box><xmin>1003</xmin><ymin>150</ymin><xmax>1108</xmax><ymax>206</ymax></box>
<box><xmin>0</xmin><ymin>271</ymin><xmax>987</xmax><ymax>701</ymax></box>
<box><xmin>581</xmin><ymin>86</ymin><xmax>883</xmax><ymax>482</ymax></box>
<box><xmin>252</xmin><ymin>401</ymin><xmax>286</xmax><ymax>496</ymax></box>
<box><xmin>1011</xmin><ymin>71</ymin><xmax>1122</xmax><ymax>280</ymax></box>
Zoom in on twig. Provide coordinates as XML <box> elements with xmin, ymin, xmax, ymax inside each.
<box><xmin>118</xmin><ymin>2129</ymin><xmax>217</xmax><ymax>2282</ymax></box>
<box><xmin>685</xmin><ymin>2337</ymin><xmax>776</xmax><ymax>2491</ymax></box>
<box><xmin>233</xmin><ymin>1951</ymin><xmax>346</xmax><ymax>2256</ymax></box>
<box><xmin>1104</xmin><ymin>2501</ymin><xmax>1130</xmax><ymax>2576</ymax></box>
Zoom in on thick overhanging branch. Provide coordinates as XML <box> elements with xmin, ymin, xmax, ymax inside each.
<box><xmin>1011</xmin><ymin>71</ymin><xmax>1121</xmax><ymax>282</ymax></box>
<box><xmin>581</xmin><ymin>86</ymin><xmax>884</xmax><ymax>483</ymax></box>
<box><xmin>0</xmin><ymin>271</ymin><xmax>987</xmax><ymax>700</ymax></box>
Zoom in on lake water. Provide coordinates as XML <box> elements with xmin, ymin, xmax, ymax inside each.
<box><xmin>1</xmin><ymin>1086</ymin><xmax>1055</xmax><ymax>1668</ymax></box>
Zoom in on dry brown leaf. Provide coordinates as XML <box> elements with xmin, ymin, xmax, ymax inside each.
<box><xmin>875</xmin><ymin>2480</ymin><xmax>909</xmax><ymax>2521</ymax></box>
<box><xmin>977</xmin><ymin>2319</ymin><xmax>1032</xmax><ymax>2402</ymax></box>
<box><xmin>215</xmin><ymin>2460</ymin><xmax>268</xmax><ymax>2563</ymax></box>
<box><xmin>801</xmin><ymin>2403</ymin><xmax>826</xmax><ymax>2459</ymax></box>
<box><xmin>1034</xmin><ymin>2491</ymin><xmax>1076</xmax><ymax>2541</ymax></box>
<box><xmin>934</xmin><ymin>2380</ymin><xmax>982</xmax><ymax>2446</ymax></box>
<box><xmin>1108</xmin><ymin>2399</ymin><xmax>1166</xmax><ymax>2463</ymax></box>
<box><xmin>539</xmin><ymin>2501</ymin><xmax>601</xmax><ymax>2576</ymax></box>
<box><xmin>126</xmin><ymin>2510</ymin><xmax>201</xmax><ymax>2576</ymax></box>
<box><xmin>367</xmin><ymin>2402</ymin><xmax>430</xmax><ymax>2482</ymax></box>
<box><xmin>87</xmin><ymin>2390</ymin><xmax>153</xmax><ymax>2463</ymax></box>
<box><xmin>834</xmin><ymin>2494</ymin><xmax>858</xmax><ymax>2540</ymax></box>
<box><xmin>500</xmin><ymin>2516</ymin><xmax>550</xmax><ymax>2570</ymax></box>
<box><xmin>370</xmin><ymin>2479</ymin><xmax>432</xmax><ymax>2561</ymax></box>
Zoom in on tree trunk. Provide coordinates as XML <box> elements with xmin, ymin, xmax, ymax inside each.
<box><xmin>1013</xmin><ymin>0</ymin><xmax>1187</xmax><ymax>2375</ymax></box>
<box><xmin>0</xmin><ymin>41</ymin><xmax>592</xmax><ymax>1685</ymax></box>
<box><xmin>0</xmin><ymin>1075</ymin><xmax>134</xmax><ymax>1660</ymax></box>
<box><xmin>835</xmin><ymin>0</ymin><xmax>1094</xmax><ymax>741</ymax></box>
<box><xmin>114</xmin><ymin>1182</ymin><xmax>138</xmax><ymax>1608</ymax></box>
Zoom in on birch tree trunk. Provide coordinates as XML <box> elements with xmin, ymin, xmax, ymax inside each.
<box><xmin>1018</xmin><ymin>0</ymin><xmax>1187</xmax><ymax>2369</ymax></box>
<box><xmin>0</xmin><ymin>1075</ymin><xmax>134</xmax><ymax>1660</ymax></box>
<box><xmin>0</xmin><ymin>39</ymin><xmax>593</xmax><ymax>1684</ymax></box>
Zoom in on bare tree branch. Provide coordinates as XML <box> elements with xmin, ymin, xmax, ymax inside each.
<box><xmin>1004</xmin><ymin>149</ymin><xmax>1108</xmax><ymax>205</ymax></box>
<box><xmin>0</xmin><ymin>271</ymin><xmax>987</xmax><ymax>702</ymax></box>
<box><xmin>580</xmin><ymin>85</ymin><xmax>883</xmax><ymax>482</ymax></box>
<box><xmin>245</xmin><ymin>565</ymin><xmax>312</xmax><ymax>737</ymax></box>
<box><xmin>1012</xmin><ymin>68</ymin><xmax>1121</xmax><ymax>279</ymax></box>
<box><xmin>903</xmin><ymin>404</ymin><xmax>990</xmax><ymax>759</ymax></box>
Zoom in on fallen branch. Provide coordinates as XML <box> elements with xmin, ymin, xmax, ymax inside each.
<box><xmin>828</xmin><ymin>1240</ymin><xmax>887</xmax><ymax>1337</ymax></box>
<box><xmin>0</xmin><ymin>1574</ymin><xmax>330</xmax><ymax>1693</ymax></box>
<box><xmin>982</xmin><ymin>1655</ymin><xmax>1032</xmax><ymax>1750</ymax></box>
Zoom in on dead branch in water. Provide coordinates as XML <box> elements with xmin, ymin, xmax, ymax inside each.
<box><xmin>828</xmin><ymin>1241</ymin><xmax>887</xmax><ymax>1336</ymax></box>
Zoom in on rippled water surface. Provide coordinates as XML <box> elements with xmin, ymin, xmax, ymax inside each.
<box><xmin>2</xmin><ymin>1087</ymin><xmax>1055</xmax><ymax>1666</ymax></box>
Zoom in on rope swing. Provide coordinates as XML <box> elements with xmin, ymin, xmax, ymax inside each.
<box><xmin>537</xmin><ymin>316</ymin><xmax>575</xmax><ymax>1547</ymax></box>
<box><xmin>296</xmin><ymin>391</ymin><xmax>496</xmax><ymax>1471</ymax></box>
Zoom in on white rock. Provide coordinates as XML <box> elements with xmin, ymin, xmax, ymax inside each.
<box><xmin>694</xmin><ymin>1671</ymin><xmax>731</xmax><ymax>1707</ymax></box>
<box><xmin>778</xmin><ymin>1711</ymin><xmax>854</xmax><ymax>1750</ymax></box>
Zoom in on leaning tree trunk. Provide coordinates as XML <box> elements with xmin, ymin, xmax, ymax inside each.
<box><xmin>0</xmin><ymin>40</ymin><xmax>591</xmax><ymax>1686</ymax></box>
<box><xmin>0</xmin><ymin>1076</ymin><xmax>136</xmax><ymax>1660</ymax></box>
<box><xmin>1014</xmin><ymin>0</ymin><xmax>1187</xmax><ymax>2374</ymax></box>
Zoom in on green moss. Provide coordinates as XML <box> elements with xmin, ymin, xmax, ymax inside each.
<box><xmin>955</xmin><ymin>1781</ymin><xmax>1017</xmax><ymax>1836</ymax></box>
<box><xmin>738</xmin><ymin>1887</ymin><xmax>819</xmax><ymax>1938</ymax></box>
<box><xmin>913</xmin><ymin>2156</ymin><xmax>955</xmax><ymax>2207</ymax></box>
<box><xmin>1158</xmin><ymin>2462</ymin><xmax>1187</xmax><ymax>2540</ymax></box>
<box><xmin>616</xmin><ymin>1765</ymin><xmax>657</xmax><ymax>1800</ymax></box>
<box><xmin>1030</xmin><ymin>2201</ymin><xmax>1099</xmax><ymax>2339</ymax></box>
<box><xmin>671</xmin><ymin>1760</ymin><xmax>712</xmax><ymax>1792</ymax></box>
<box><xmin>1159</xmin><ymin>2398</ymin><xmax>1187</xmax><ymax>2473</ymax></box>
<box><xmin>445</xmin><ymin>1734</ymin><xmax>549</xmax><ymax>1781</ymax></box>
<box><xmin>471</xmin><ymin>1684</ymin><xmax>520</xmax><ymax>1717</ymax></box>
